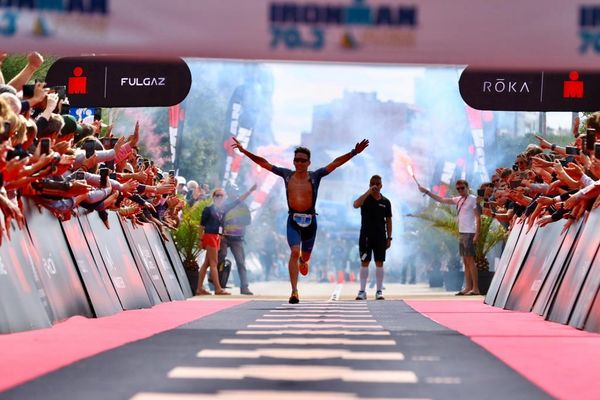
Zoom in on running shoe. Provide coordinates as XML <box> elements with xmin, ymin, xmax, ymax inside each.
<box><xmin>355</xmin><ymin>290</ymin><xmax>367</xmax><ymax>300</ymax></box>
<box><xmin>375</xmin><ymin>290</ymin><xmax>385</xmax><ymax>300</ymax></box>
<box><xmin>298</xmin><ymin>258</ymin><xmax>310</xmax><ymax>276</ymax></box>
<box><xmin>289</xmin><ymin>290</ymin><xmax>300</xmax><ymax>304</ymax></box>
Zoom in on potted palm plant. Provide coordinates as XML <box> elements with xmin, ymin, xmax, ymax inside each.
<box><xmin>410</xmin><ymin>203</ymin><xmax>507</xmax><ymax>294</ymax></box>
<box><xmin>171</xmin><ymin>199</ymin><xmax>211</xmax><ymax>293</ymax></box>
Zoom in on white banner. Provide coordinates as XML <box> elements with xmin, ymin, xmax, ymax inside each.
<box><xmin>0</xmin><ymin>1</ymin><xmax>598</xmax><ymax>69</ymax></box>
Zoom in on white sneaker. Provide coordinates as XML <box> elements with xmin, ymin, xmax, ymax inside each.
<box><xmin>375</xmin><ymin>290</ymin><xmax>385</xmax><ymax>300</ymax></box>
<box><xmin>355</xmin><ymin>290</ymin><xmax>367</xmax><ymax>300</ymax></box>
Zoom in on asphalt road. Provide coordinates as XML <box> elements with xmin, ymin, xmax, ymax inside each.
<box><xmin>2</xmin><ymin>297</ymin><xmax>550</xmax><ymax>400</ymax></box>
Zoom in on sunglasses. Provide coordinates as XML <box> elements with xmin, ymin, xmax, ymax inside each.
<box><xmin>456</xmin><ymin>186</ymin><xmax>467</xmax><ymax>190</ymax></box>
<box><xmin>213</xmin><ymin>193</ymin><xmax>224</xmax><ymax>198</ymax></box>
<box><xmin>492</xmin><ymin>179</ymin><xmax>500</xmax><ymax>183</ymax></box>
<box><xmin>294</xmin><ymin>158</ymin><xmax>309</xmax><ymax>163</ymax></box>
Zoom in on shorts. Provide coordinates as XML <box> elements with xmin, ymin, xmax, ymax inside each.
<box><xmin>202</xmin><ymin>233</ymin><xmax>221</xmax><ymax>250</ymax></box>
<box><xmin>359</xmin><ymin>233</ymin><xmax>387</xmax><ymax>263</ymax></box>
<box><xmin>286</xmin><ymin>214</ymin><xmax>317</xmax><ymax>253</ymax></box>
<box><xmin>459</xmin><ymin>233</ymin><xmax>476</xmax><ymax>257</ymax></box>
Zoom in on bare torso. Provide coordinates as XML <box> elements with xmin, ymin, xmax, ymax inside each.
<box><xmin>287</xmin><ymin>172</ymin><xmax>313</xmax><ymax>212</ymax></box>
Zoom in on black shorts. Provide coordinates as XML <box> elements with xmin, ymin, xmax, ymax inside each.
<box><xmin>459</xmin><ymin>233</ymin><xmax>476</xmax><ymax>257</ymax></box>
<box><xmin>359</xmin><ymin>233</ymin><xmax>387</xmax><ymax>263</ymax></box>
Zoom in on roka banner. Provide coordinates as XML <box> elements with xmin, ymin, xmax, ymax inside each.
<box><xmin>0</xmin><ymin>1</ymin><xmax>599</xmax><ymax>69</ymax></box>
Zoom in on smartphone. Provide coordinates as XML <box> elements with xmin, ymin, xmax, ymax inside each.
<box><xmin>23</xmin><ymin>84</ymin><xmax>35</xmax><ymax>99</ymax></box>
<box><xmin>595</xmin><ymin>143</ymin><xmax>600</xmax><ymax>159</ymax></box>
<box><xmin>565</xmin><ymin>145</ymin><xmax>580</xmax><ymax>155</ymax></box>
<box><xmin>48</xmin><ymin>85</ymin><xmax>67</xmax><ymax>100</ymax></box>
<box><xmin>101</xmin><ymin>137</ymin><xmax>118</xmax><ymax>149</ymax></box>
<box><xmin>511</xmin><ymin>163</ymin><xmax>518</xmax><ymax>171</ymax></box>
<box><xmin>74</xmin><ymin>171</ymin><xmax>85</xmax><ymax>180</ymax></box>
<box><xmin>509</xmin><ymin>180</ymin><xmax>522</xmax><ymax>189</ymax></box>
<box><xmin>168</xmin><ymin>170</ymin><xmax>175</xmax><ymax>178</ymax></box>
<box><xmin>99</xmin><ymin>168</ymin><xmax>109</xmax><ymax>187</ymax></box>
<box><xmin>40</xmin><ymin>138</ymin><xmax>51</xmax><ymax>155</ymax></box>
<box><xmin>84</xmin><ymin>141</ymin><xmax>96</xmax><ymax>158</ymax></box>
<box><xmin>586</xmin><ymin>128</ymin><xmax>596</xmax><ymax>151</ymax></box>
<box><xmin>564</xmin><ymin>155</ymin><xmax>576</xmax><ymax>164</ymax></box>
<box><xmin>477</xmin><ymin>189</ymin><xmax>485</xmax><ymax>197</ymax></box>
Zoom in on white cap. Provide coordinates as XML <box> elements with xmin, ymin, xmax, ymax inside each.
<box><xmin>176</xmin><ymin>176</ymin><xmax>187</xmax><ymax>185</ymax></box>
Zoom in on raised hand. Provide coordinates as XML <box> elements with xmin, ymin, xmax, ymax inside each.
<box><xmin>353</xmin><ymin>139</ymin><xmax>369</xmax><ymax>155</ymax></box>
<box><xmin>27</xmin><ymin>51</ymin><xmax>44</xmax><ymax>69</ymax></box>
<box><xmin>231</xmin><ymin>137</ymin><xmax>245</xmax><ymax>153</ymax></box>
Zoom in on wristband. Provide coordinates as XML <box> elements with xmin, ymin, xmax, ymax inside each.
<box><xmin>387</xmin><ymin>237</ymin><xmax>392</xmax><ymax>240</ymax></box>
<box><xmin>551</xmin><ymin>144</ymin><xmax>556</xmax><ymax>151</ymax></box>
<box><xmin>351</xmin><ymin>149</ymin><xmax>356</xmax><ymax>156</ymax></box>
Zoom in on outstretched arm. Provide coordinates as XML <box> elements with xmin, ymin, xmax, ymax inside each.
<box><xmin>325</xmin><ymin>139</ymin><xmax>369</xmax><ymax>173</ymax></box>
<box><xmin>417</xmin><ymin>184</ymin><xmax>455</xmax><ymax>205</ymax></box>
<box><xmin>231</xmin><ymin>137</ymin><xmax>273</xmax><ymax>172</ymax></box>
<box><xmin>238</xmin><ymin>184</ymin><xmax>257</xmax><ymax>202</ymax></box>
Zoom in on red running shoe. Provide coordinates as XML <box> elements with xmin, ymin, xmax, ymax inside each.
<box><xmin>299</xmin><ymin>258</ymin><xmax>310</xmax><ymax>276</ymax></box>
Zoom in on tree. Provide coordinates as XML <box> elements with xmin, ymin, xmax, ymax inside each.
<box><xmin>1</xmin><ymin>53</ymin><xmax>55</xmax><ymax>83</ymax></box>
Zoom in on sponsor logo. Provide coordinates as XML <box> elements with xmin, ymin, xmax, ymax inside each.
<box><xmin>579</xmin><ymin>5</ymin><xmax>600</xmax><ymax>54</ymax></box>
<box><xmin>0</xmin><ymin>0</ymin><xmax>109</xmax><ymax>37</ymax></box>
<box><xmin>460</xmin><ymin>68</ymin><xmax>600</xmax><ymax>111</ymax></box>
<box><xmin>268</xmin><ymin>0</ymin><xmax>418</xmax><ymax>50</ymax></box>
<box><xmin>120</xmin><ymin>77</ymin><xmax>166</xmax><ymax>87</ymax></box>
<box><xmin>563</xmin><ymin>71</ymin><xmax>584</xmax><ymax>98</ymax></box>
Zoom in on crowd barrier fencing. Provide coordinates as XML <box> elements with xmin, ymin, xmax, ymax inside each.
<box><xmin>0</xmin><ymin>202</ymin><xmax>193</xmax><ymax>334</ymax></box>
<box><xmin>486</xmin><ymin>208</ymin><xmax>600</xmax><ymax>333</ymax></box>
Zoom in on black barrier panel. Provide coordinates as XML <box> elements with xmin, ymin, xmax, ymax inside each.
<box><xmin>162</xmin><ymin>231</ymin><xmax>194</xmax><ymax>298</ymax></box>
<box><xmin>75</xmin><ymin>211</ymin><xmax>125</xmax><ymax>304</ymax></box>
<box><xmin>23</xmin><ymin>203</ymin><xmax>93</xmax><ymax>322</ymax></box>
<box><xmin>119</xmin><ymin>219</ymin><xmax>169</xmax><ymax>303</ymax></box>
<box><xmin>494</xmin><ymin>224</ymin><xmax>538</xmax><ymax>308</ymax></box>
<box><xmin>548</xmin><ymin>211</ymin><xmax>600</xmax><ymax>324</ymax></box>
<box><xmin>61</xmin><ymin>217</ymin><xmax>122</xmax><ymax>317</ymax></box>
<box><xmin>505</xmin><ymin>222</ymin><xmax>565</xmax><ymax>312</ymax></box>
<box><xmin>532</xmin><ymin>217</ymin><xmax>584</xmax><ymax>317</ymax></box>
<box><xmin>0</xmin><ymin>222</ymin><xmax>52</xmax><ymax>333</ymax></box>
<box><xmin>83</xmin><ymin>211</ymin><xmax>152</xmax><ymax>310</ymax></box>
<box><xmin>584</xmin><ymin>291</ymin><xmax>600</xmax><ymax>333</ymax></box>
<box><xmin>570</xmin><ymin>252</ymin><xmax>600</xmax><ymax>329</ymax></box>
<box><xmin>142</xmin><ymin>224</ymin><xmax>185</xmax><ymax>301</ymax></box>
<box><xmin>485</xmin><ymin>222</ymin><xmax>524</xmax><ymax>305</ymax></box>
<box><xmin>566</xmin><ymin>211</ymin><xmax>600</xmax><ymax>328</ymax></box>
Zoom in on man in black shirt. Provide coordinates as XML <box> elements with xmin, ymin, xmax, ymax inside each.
<box><xmin>352</xmin><ymin>175</ymin><xmax>392</xmax><ymax>300</ymax></box>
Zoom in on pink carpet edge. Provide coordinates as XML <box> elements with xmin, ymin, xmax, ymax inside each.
<box><xmin>0</xmin><ymin>299</ymin><xmax>248</xmax><ymax>392</ymax></box>
<box><xmin>405</xmin><ymin>299</ymin><xmax>600</xmax><ymax>400</ymax></box>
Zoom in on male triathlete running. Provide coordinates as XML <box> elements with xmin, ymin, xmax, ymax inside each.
<box><xmin>232</xmin><ymin>137</ymin><xmax>369</xmax><ymax>303</ymax></box>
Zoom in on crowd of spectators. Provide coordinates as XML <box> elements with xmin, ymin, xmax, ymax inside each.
<box><xmin>479</xmin><ymin>113</ymin><xmax>600</xmax><ymax>234</ymax></box>
<box><xmin>0</xmin><ymin>51</ymin><xmax>191</xmax><ymax>242</ymax></box>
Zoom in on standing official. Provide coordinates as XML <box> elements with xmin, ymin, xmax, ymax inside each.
<box><xmin>353</xmin><ymin>175</ymin><xmax>392</xmax><ymax>300</ymax></box>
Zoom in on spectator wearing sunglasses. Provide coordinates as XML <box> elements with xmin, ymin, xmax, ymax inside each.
<box><xmin>231</xmin><ymin>136</ymin><xmax>369</xmax><ymax>304</ymax></box>
<box><xmin>197</xmin><ymin>186</ymin><xmax>255</xmax><ymax>296</ymax></box>
<box><xmin>418</xmin><ymin>179</ymin><xmax>481</xmax><ymax>295</ymax></box>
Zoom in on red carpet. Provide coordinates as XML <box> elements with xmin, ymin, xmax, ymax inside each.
<box><xmin>0</xmin><ymin>300</ymin><xmax>246</xmax><ymax>392</ymax></box>
<box><xmin>406</xmin><ymin>299</ymin><xmax>600</xmax><ymax>400</ymax></box>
